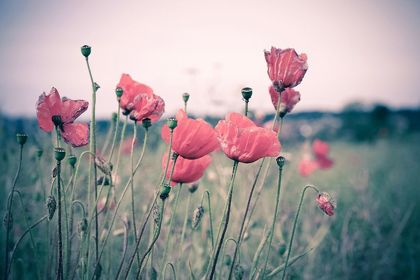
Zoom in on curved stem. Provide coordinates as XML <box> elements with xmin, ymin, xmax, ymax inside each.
<box><xmin>72</xmin><ymin>200</ymin><xmax>87</xmax><ymax>218</ymax></box>
<box><xmin>159</xmin><ymin>183</ymin><xmax>183</xmax><ymax>280</ymax></box>
<box><xmin>131</xmin><ymin>121</ymin><xmax>141</xmax><ymax>269</ymax></box>
<box><xmin>281</xmin><ymin>185</ymin><xmax>319</xmax><ymax>280</ymax></box>
<box><xmin>200</xmin><ymin>189</ymin><xmax>214</xmax><ymax>250</ymax></box>
<box><xmin>4</xmin><ymin>145</ymin><xmax>23</xmax><ymax>280</ymax></box>
<box><xmin>164</xmin><ymin>263</ymin><xmax>177</xmax><ymax>280</ymax></box>
<box><xmin>261</xmin><ymin>164</ymin><xmax>284</xmax><ymax>278</ymax></box>
<box><xmin>176</xmin><ymin>191</ymin><xmax>192</xmax><ymax>274</ymax></box>
<box><xmin>218</xmin><ymin>238</ymin><xmax>240</xmax><ymax>280</ymax></box>
<box><xmin>205</xmin><ymin>160</ymin><xmax>239</xmax><ymax>280</ymax></box>
<box><xmin>115</xmin><ymin>214</ymin><xmax>129</xmax><ymax>279</ymax></box>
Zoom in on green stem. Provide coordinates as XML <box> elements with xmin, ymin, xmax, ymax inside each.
<box><xmin>176</xmin><ymin>191</ymin><xmax>192</xmax><ymax>274</ymax></box>
<box><xmin>205</xmin><ymin>160</ymin><xmax>239</xmax><ymax>280</ymax></box>
<box><xmin>108</xmin><ymin>102</ymin><xmax>121</xmax><ymax>162</ymax></box>
<box><xmin>159</xmin><ymin>183</ymin><xmax>183</xmax><ymax>280</ymax></box>
<box><xmin>55</xmin><ymin>127</ymin><xmax>61</xmax><ymax>148</ymax></box>
<box><xmin>101</xmin><ymin>114</ymin><xmax>115</xmax><ymax>156</ymax></box>
<box><xmin>4</xmin><ymin>144</ymin><xmax>23</xmax><ymax>280</ymax></box>
<box><xmin>114</xmin><ymin>115</ymin><xmax>128</xmax><ymax>182</ymax></box>
<box><xmin>56</xmin><ymin>160</ymin><xmax>64</xmax><ymax>280</ymax></box>
<box><xmin>72</xmin><ymin>200</ymin><xmax>87</xmax><ymax>218</ymax></box>
<box><xmin>131</xmin><ymin>121</ymin><xmax>141</xmax><ymax>269</ymax></box>
<box><xmin>244</xmin><ymin>100</ymin><xmax>249</xmax><ymax>117</ymax></box>
<box><xmin>184</xmin><ymin>102</ymin><xmax>188</xmax><ymax>115</ymax></box>
<box><xmin>66</xmin><ymin>166</ymin><xmax>76</xmax><ymax>279</ymax></box>
<box><xmin>164</xmin><ymin>263</ymin><xmax>177</xmax><ymax>280</ymax></box>
<box><xmin>281</xmin><ymin>185</ymin><xmax>319</xmax><ymax>280</ymax></box>
<box><xmin>261</xmin><ymin>163</ymin><xmax>284</xmax><ymax>278</ymax></box>
<box><xmin>200</xmin><ymin>189</ymin><xmax>214</xmax><ymax>250</ymax></box>
<box><xmin>37</xmin><ymin>157</ymin><xmax>46</xmax><ymax>200</ymax></box>
<box><xmin>218</xmin><ymin>238</ymin><xmax>240</xmax><ymax>280</ymax></box>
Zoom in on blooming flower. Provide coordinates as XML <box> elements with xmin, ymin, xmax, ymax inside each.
<box><xmin>312</xmin><ymin>139</ymin><xmax>334</xmax><ymax>169</ymax></box>
<box><xmin>36</xmin><ymin>87</ymin><xmax>89</xmax><ymax>147</ymax></box>
<box><xmin>116</xmin><ymin>74</ymin><xmax>156</xmax><ymax>114</ymax></box>
<box><xmin>162</xmin><ymin>151</ymin><xmax>212</xmax><ymax>186</ymax></box>
<box><xmin>129</xmin><ymin>93</ymin><xmax>165</xmax><ymax>123</ymax></box>
<box><xmin>161</xmin><ymin>109</ymin><xmax>219</xmax><ymax>159</ymax></box>
<box><xmin>269</xmin><ymin>86</ymin><xmax>301</xmax><ymax>117</ymax></box>
<box><xmin>264</xmin><ymin>47</ymin><xmax>308</xmax><ymax>88</ymax></box>
<box><xmin>316</xmin><ymin>192</ymin><xmax>336</xmax><ymax>216</ymax></box>
<box><xmin>215</xmin><ymin>113</ymin><xmax>281</xmax><ymax>163</ymax></box>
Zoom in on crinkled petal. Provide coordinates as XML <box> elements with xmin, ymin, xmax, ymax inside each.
<box><xmin>46</xmin><ymin>87</ymin><xmax>62</xmax><ymax>116</ymax></box>
<box><xmin>36</xmin><ymin>92</ymin><xmax>54</xmax><ymax>132</ymax></box>
<box><xmin>225</xmin><ymin>112</ymin><xmax>256</xmax><ymax>128</ymax></box>
<box><xmin>61</xmin><ymin>99</ymin><xmax>89</xmax><ymax>123</ymax></box>
<box><xmin>117</xmin><ymin>74</ymin><xmax>154</xmax><ymax>111</ymax></box>
<box><xmin>60</xmin><ymin>123</ymin><xmax>90</xmax><ymax>148</ymax></box>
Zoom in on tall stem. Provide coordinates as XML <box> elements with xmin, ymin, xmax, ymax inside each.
<box><xmin>281</xmin><ymin>185</ymin><xmax>319</xmax><ymax>280</ymax></box>
<box><xmin>176</xmin><ymin>191</ymin><xmax>192</xmax><ymax>273</ymax></box>
<box><xmin>108</xmin><ymin>103</ymin><xmax>121</xmax><ymax>162</ymax></box>
<box><xmin>101</xmin><ymin>115</ymin><xmax>115</xmax><ymax>155</ymax></box>
<box><xmin>56</xmin><ymin>160</ymin><xmax>64</xmax><ymax>280</ymax></box>
<box><xmin>114</xmin><ymin>115</ymin><xmax>128</xmax><ymax>181</ymax></box>
<box><xmin>200</xmin><ymin>189</ymin><xmax>214</xmax><ymax>250</ymax></box>
<box><xmin>4</xmin><ymin>144</ymin><xmax>23</xmax><ymax>280</ymax></box>
<box><xmin>244</xmin><ymin>100</ymin><xmax>249</xmax><ymax>117</ymax></box>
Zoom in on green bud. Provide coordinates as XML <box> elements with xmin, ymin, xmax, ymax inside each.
<box><xmin>187</xmin><ymin>183</ymin><xmax>199</xmax><ymax>193</ymax></box>
<box><xmin>78</xmin><ymin>218</ymin><xmax>88</xmax><ymax>239</ymax></box>
<box><xmin>167</xmin><ymin>117</ymin><xmax>178</xmax><ymax>130</ymax></box>
<box><xmin>278</xmin><ymin>244</ymin><xmax>287</xmax><ymax>256</ymax></box>
<box><xmin>241</xmin><ymin>87</ymin><xmax>253</xmax><ymax>101</ymax></box>
<box><xmin>276</xmin><ymin>156</ymin><xmax>286</xmax><ymax>168</ymax></box>
<box><xmin>54</xmin><ymin>148</ymin><xmax>66</xmax><ymax>161</ymax></box>
<box><xmin>182</xmin><ymin>92</ymin><xmax>190</xmax><ymax>103</ymax></box>
<box><xmin>67</xmin><ymin>154</ymin><xmax>77</xmax><ymax>167</ymax></box>
<box><xmin>16</xmin><ymin>133</ymin><xmax>28</xmax><ymax>146</ymax></box>
<box><xmin>224</xmin><ymin>255</ymin><xmax>232</xmax><ymax>266</ymax></box>
<box><xmin>159</xmin><ymin>184</ymin><xmax>171</xmax><ymax>200</ymax></box>
<box><xmin>111</xmin><ymin>112</ymin><xmax>118</xmax><ymax>122</ymax></box>
<box><xmin>95</xmin><ymin>156</ymin><xmax>112</xmax><ymax>176</ymax></box>
<box><xmin>142</xmin><ymin>118</ymin><xmax>152</xmax><ymax>129</ymax></box>
<box><xmin>81</xmin><ymin>45</ymin><xmax>91</xmax><ymax>58</ymax></box>
<box><xmin>35</xmin><ymin>149</ymin><xmax>43</xmax><ymax>158</ymax></box>
<box><xmin>115</xmin><ymin>87</ymin><xmax>123</xmax><ymax>98</ymax></box>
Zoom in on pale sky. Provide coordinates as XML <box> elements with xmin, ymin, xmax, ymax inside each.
<box><xmin>1</xmin><ymin>0</ymin><xmax>419</xmax><ymax>119</ymax></box>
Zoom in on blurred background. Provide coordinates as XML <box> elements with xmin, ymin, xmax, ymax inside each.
<box><xmin>1</xmin><ymin>0</ymin><xmax>420</xmax><ymax>279</ymax></box>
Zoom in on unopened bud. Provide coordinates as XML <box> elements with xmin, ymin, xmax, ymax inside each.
<box><xmin>94</xmin><ymin>82</ymin><xmax>100</xmax><ymax>91</ymax></box>
<box><xmin>159</xmin><ymin>184</ymin><xmax>171</xmax><ymax>200</ymax></box>
<box><xmin>3</xmin><ymin>211</ymin><xmax>13</xmax><ymax>230</ymax></box>
<box><xmin>78</xmin><ymin>218</ymin><xmax>88</xmax><ymax>239</ymax></box>
<box><xmin>45</xmin><ymin>196</ymin><xmax>57</xmax><ymax>221</ymax></box>
<box><xmin>188</xmin><ymin>183</ymin><xmax>199</xmax><ymax>193</ymax></box>
<box><xmin>278</xmin><ymin>244</ymin><xmax>287</xmax><ymax>256</ymax></box>
<box><xmin>115</xmin><ymin>87</ymin><xmax>124</xmax><ymax>98</ymax></box>
<box><xmin>95</xmin><ymin>156</ymin><xmax>112</xmax><ymax>176</ymax></box>
<box><xmin>142</xmin><ymin>118</ymin><xmax>152</xmax><ymax>129</ymax></box>
<box><xmin>149</xmin><ymin>267</ymin><xmax>158</xmax><ymax>280</ymax></box>
<box><xmin>77</xmin><ymin>258</ymin><xmax>87</xmax><ymax>279</ymax></box>
<box><xmin>192</xmin><ymin>205</ymin><xmax>204</xmax><ymax>229</ymax></box>
<box><xmin>16</xmin><ymin>133</ymin><xmax>28</xmax><ymax>146</ymax></box>
<box><xmin>234</xmin><ymin>264</ymin><xmax>245</xmax><ymax>280</ymax></box>
<box><xmin>316</xmin><ymin>191</ymin><xmax>336</xmax><ymax>216</ymax></box>
<box><xmin>182</xmin><ymin>92</ymin><xmax>190</xmax><ymax>103</ymax></box>
<box><xmin>224</xmin><ymin>255</ymin><xmax>232</xmax><ymax>266</ymax></box>
<box><xmin>167</xmin><ymin>117</ymin><xmax>178</xmax><ymax>130</ymax></box>
<box><xmin>241</xmin><ymin>87</ymin><xmax>253</xmax><ymax>101</ymax></box>
<box><xmin>276</xmin><ymin>156</ymin><xmax>286</xmax><ymax>168</ymax></box>
<box><xmin>54</xmin><ymin>147</ymin><xmax>66</xmax><ymax>161</ymax></box>
<box><xmin>36</xmin><ymin>149</ymin><xmax>43</xmax><ymax>158</ymax></box>
<box><xmin>81</xmin><ymin>45</ymin><xmax>91</xmax><ymax>58</ymax></box>
<box><xmin>153</xmin><ymin>204</ymin><xmax>161</xmax><ymax>226</ymax></box>
<box><xmin>67</xmin><ymin>154</ymin><xmax>77</xmax><ymax>167</ymax></box>
<box><xmin>97</xmin><ymin>176</ymin><xmax>109</xmax><ymax>186</ymax></box>
<box><xmin>93</xmin><ymin>262</ymin><xmax>102</xmax><ymax>279</ymax></box>
<box><xmin>111</xmin><ymin>112</ymin><xmax>118</xmax><ymax>122</ymax></box>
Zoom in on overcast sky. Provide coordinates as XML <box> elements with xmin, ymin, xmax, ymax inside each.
<box><xmin>1</xmin><ymin>0</ymin><xmax>419</xmax><ymax>120</ymax></box>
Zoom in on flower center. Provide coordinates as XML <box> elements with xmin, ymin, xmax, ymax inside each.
<box><xmin>52</xmin><ymin>115</ymin><xmax>63</xmax><ymax>126</ymax></box>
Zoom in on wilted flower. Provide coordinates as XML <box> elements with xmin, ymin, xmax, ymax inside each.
<box><xmin>215</xmin><ymin>113</ymin><xmax>281</xmax><ymax>163</ymax></box>
<box><xmin>268</xmin><ymin>86</ymin><xmax>301</xmax><ymax>117</ymax></box>
<box><xmin>192</xmin><ymin>205</ymin><xmax>204</xmax><ymax>229</ymax></box>
<box><xmin>36</xmin><ymin>87</ymin><xmax>89</xmax><ymax>147</ymax></box>
<box><xmin>316</xmin><ymin>192</ymin><xmax>336</xmax><ymax>216</ymax></box>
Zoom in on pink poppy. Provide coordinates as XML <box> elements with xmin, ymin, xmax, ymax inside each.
<box><xmin>161</xmin><ymin>109</ymin><xmax>219</xmax><ymax>159</ymax></box>
<box><xmin>129</xmin><ymin>93</ymin><xmax>165</xmax><ymax>123</ymax></box>
<box><xmin>264</xmin><ymin>47</ymin><xmax>308</xmax><ymax>88</ymax></box>
<box><xmin>269</xmin><ymin>86</ymin><xmax>301</xmax><ymax>116</ymax></box>
<box><xmin>316</xmin><ymin>192</ymin><xmax>336</xmax><ymax>216</ymax></box>
<box><xmin>36</xmin><ymin>88</ymin><xmax>89</xmax><ymax>148</ymax></box>
<box><xmin>162</xmin><ymin>151</ymin><xmax>212</xmax><ymax>186</ymax></box>
<box><xmin>215</xmin><ymin>113</ymin><xmax>281</xmax><ymax>163</ymax></box>
<box><xmin>312</xmin><ymin>139</ymin><xmax>334</xmax><ymax>169</ymax></box>
<box><xmin>116</xmin><ymin>74</ymin><xmax>154</xmax><ymax>114</ymax></box>
<box><xmin>298</xmin><ymin>158</ymin><xmax>320</xmax><ymax>177</ymax></box>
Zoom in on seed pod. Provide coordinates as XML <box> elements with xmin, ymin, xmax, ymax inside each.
<box><xmin>77</xmin><ymin>258</ymin><xmax>87</xmax><ymax>279</ymax></box>
<box><xmin>77</xmin><ymin>218</ymin><xmax>88</xmax><ymax>239</ymax></box>
<box><xmin>149</xmin><ymin>267</ymin><xmax>158</xmax><ymax>280</ymax></box>
<box><xmin>45</xmin><ymin>196</ymin><xmax>57</xmax><ymax>221</ymax></box>
<box><xmin>234</xmin><ymin>264</ymin><xmax>245</xmax><ymax>280</ymax></box>
<box><xmin>95</xmin><ymin>156</ymin><xmax>112</xmax><ymax>176</ymax></box>
<box><xmin>3</xmin><ymin>211</ymin><xmax>13</xmax><ymax>230</ymax></box>
<box><xmin>153</xmin><ymin>204</ymin><xmax>161</xmax><ymax>226</ymax></box>
<box><xmin>192</xmin><ymin>205</ymin><xmax>204</xmax><ymax>229</ymax></box>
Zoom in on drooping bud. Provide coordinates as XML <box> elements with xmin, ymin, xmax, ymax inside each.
<box><xmin>234</xmin><ymin>264</ymin><xmax>245</xmax><ymax>280</ymax></box>
<box><xmin>159</xmin><ymin>184</ymin><xmax>171</xmax><ymax>200</ymax></box>
<box><xmin>142</xmin><ymin>118</ymin><xmax>152</xmax><ymax>129</ymax></box>
<box><xmin>16</xmin><ymin>133</ymin><xmax>28</xmax><ymax>146</ymax></box>
<box><xmin>167</xmin><ymin>117</ymin><xmax>178</xmax><ymax>130</ymax></box>
<box><xmin>97</xmin><ymin>176</ymin><xmax>109</xmax><ymax>186</ymax></box>
<box><xmin>95</xmin><ymin>156</ymin><xmax>112</xmax><ymax>176</ymax></box>
<box><xmin>77</xmin><ymin>258</ymin><xmax>87</xmax><ymax>279</ymax></box>
<box><xmin>241</xmin><ymin>87</ymin><xmax>253</xmax><ymax>101</ymax></box>
<box><xmin>93</xmin><ymin>262</ymin><xmax>102</xmax><ymax>279</ymax></box>
<box><xmin>149</xmin><ymin>267</ymin><xmax>158</xmax><ymax>280</ymax></box>
<box><xmin>45</xmin><ymin>196</ymin><xmax>57</xmax><ymax>221</ymax></box>
<box><xmin>3</xmin><ymin>211</ymin><xmax>13</xmax><ymax>230</ymax></box>
<box><xmin>276</xmin><ymin>156</ymin><xmax>286</xmax><ymax>168</ymax></box>
<box><xmin>54</xmin><ymin>147</ymin><xmax>66</xmax><ymax>161</ymax></box>
<box><xmin>278</xmin><ymin>244</ymin><xmax>287</xmax><ymax>256</ymax></box>
<box><xmin>182</xmin><ymin>92</ymin><xmax>190</xmax><ymax>103</ymax></box>
<box><xmin>67</xmin><ymin>154</ymin><xmax>77</xmax><ymax>167</ymax></box>
<box><xmin>192</xmin><ymin>205</ymin><xmax>204</xmax><ymax>229</ymax></box>
<box><xmin>35</xmin><ymin>149</ymin><xmax>43</xmax><ymax>158</ymax></box>
<box><xmin>153</xmin><ymin>204</ymin><xmax>161</xmax><ymax>226</ymax></box>
<box><xmin>187</xmin><ymin>183</ymin><xmax>199</xmax><ymax>193</ymax></box>
<box><xmin>111</xmin><ymin>112</ymin><xmax>118</xmax><ymax>122</ymax></box>
<box><xmin>115</xmin><ymin>87</ymin><xmax>124</xmax><ymax>98</ymax></box>
<box><xmin>81</xmin><ymin>45</ymin><xmax>91</xmax><ymax>58</ymax></box>
<box><xmin>77</xmin><ymin>218</ymin><xmax>88</xmax><ymax>239</ymax></box>
<box><xmin>316</xmin><ymin>192</ymin><xmax>336</xmax><ymax>216</ymax></box>
<box><xmin>224</xmin><ymin>255</ymin><xmax>232</xmax><ymax>266</ymax></box>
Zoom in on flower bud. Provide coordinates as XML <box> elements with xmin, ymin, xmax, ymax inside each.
<box><xmin>167</xmin><ymin>117</ymin><xmax>178</xmax><ymax>130</ymax></box>
<box><xmin>78</xmin><ymin>218</ymin><xmax>88</xmax><ymax>239</ymax></box>
<box><xmin>142</xmin><ymin>118</ymin><xmax>152</xmax><ymax>129</ymax></box>
<box><xmin>67</xmin><ymin>154</ymin><xmax>77</xmax><ymax>167</ymax></box>
<box><xmin>316</xmin><ymin>191</ymin><xmax>336</xmax><ymax>216</ymax></box>
<box><xmin>187</xmin><ymin>183</ymin><xmax>199</xmax><ymax>193</ymax></box>
<box><xmin>45</xmin><ymin>196</ymin><xmax>57</xmax><ymax>221</ymax></box>
<box><xmin>182</xmin><ymin>92</ymin><xmax>190</xmax><ymax>103</ymax></box>
<box><xmin>224</xmin><ymin>255</ymin><xmax>232</xmax><ymax>266</ymax></box>
<box><xmin>3</xmin><ymin>211</ymin><xmax>13</xmax><ymax>230</ymax></box>
<box><xmin>241</xmin><ymin>87</ymin><xmax>253</xmax><ymax>101</ymax></box>
<box><xmin>192</xmin><ymin>205</ymin><xmax>204</xmax><ymax>229</ymax></box>
<box><xmin>52</xmin><ymin>166</ymin><xmax>57</xmax><ymax>178</ymax></box>
<box><xmin>95</xmin><ymin>156</ymin><xmax>112</xmax><ymax>176</ymax></box>
<box><xmin>77</xmin><ymin>258</ymin><xmax>87</xmax><ymax>279</ymax></box>
<box><xmin>234</xmin><ymin>264</ymin><xmax>245</xmax><ymax>280</ymax></box>
<box><xmin>54</xmin><ymin>147</ymin><xmax>66</xmax><ymax>161</ymax></box>
<box><xmin>93</xmin><ymin>262</ymin><xmax>102</xmax><ymax>279</ymax></box>
<box><xmin>276</xmin><ymin>156</ymin><xmax>286</xmax><ymax>168</ymax></box>
<box><xmin>97</xmin><ymin>176</ymin><xmax>110</xmax><ymax>186</ymax></box>
<box><xmin>278</xmin><ymin>244</ymin><xmax>287</xmax><ymax>256</ymax></box>
<box><xmin>81</xmin><ymin>45</ymin><xmax>91</xmax><ymax>58</ymax></box>
<box><xmin>111</xmin><ymin>112</ymin><xmax>118</xmax><ymax>122</ymax></box>
<box><xmin>115</xmin><ymin>87</ymin><xmax>124</xmax><ymax>98</ymax></box>
<box><xmin>159</xmin><ymin>184</ymin><xmax>171</xmax><ymax>200</ymax></box>
<box><xmin>16</xmin><ymin>133</ymin><xmax>28</xmax><ymax>146</ymax></box>
<box><xmin>35</xmin><ymin>149</ymin><xmax>43</xmax><ymax>158</ymax></box>
<box><xmin>153</xmin><ymin>204</ymin><xmax>161</xmax><ymax>226</ymax></box>
<box><xmin>149</xmin><ymin>267</ymin><xmax>158</xmax><ymax>280</ymax></box>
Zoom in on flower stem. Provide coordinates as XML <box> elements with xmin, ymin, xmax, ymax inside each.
<box><xmin>205</xmin><ymin>160</ymin><xmax>239</xmax><ymax>280</ymax></box>
<box><xmin>108</xmin><ymin>102</ymin><xmax>121</xmax><ymax>162</ymax></box>
<box><xmin>218</xmin><ymin>238</ymin><xmax>240</xmax><ymax>280</ymax></box>
<box><xmin>261</xmin><ymin>162</ymin><xmax>284</xmax><ymax>278</ymax></box>
<box><xmin>281</xmin><ymin>185</ymin><xmax>319</xmax><ymax>280</ymax></box>
<box><xmin>164</xmin><ymin>262</ymin><xmax>177</xmax><ymax>280</ymax></box>
<box><xmin>56</xmin><ymin>160</ymin><xmax>64</xmax><ymax>280</ymax></box>
<box><xmin>200</xmin><ymin>189</ymin><xmax>214</xmax><ymax>250</ymax></box>
<box><xmin>100</xmin><ymin>114</ymin><xmax>115</xmax><ymax>156</ymax></box>
<box><xmin>4</xmin><ymin>144</ymin><xmax>23</xmax><ymax>280</ymax></box>
<box><xmin>114</xmin><ymin>115</ymin><xmax>128</xmax><ymax>181</ymax></box>
<box><xmin>176</xmin><ymin>190</ymin><xmax>192</xmax><ymax>273</ymax></box>
<box><xmin>244</xmin><ymin>100</ymin><xmax>249</xmax><ymax>117</ymax></box>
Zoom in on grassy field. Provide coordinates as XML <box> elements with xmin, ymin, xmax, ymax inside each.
<box><xmin>1</xmin><ymin>117</ymin><xmax>419</xmax><ymax>279</ymax></box>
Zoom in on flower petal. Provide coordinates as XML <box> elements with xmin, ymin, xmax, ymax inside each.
<box><xmin>61</xmin><ymin>99</ymin><xmax>89</xmax><ymax>124</ymax></box>
<box><xmin>60</xmin><ymin>123</ymin><xmax>90</xmax><ymax>148</ymax></box>
<box><xmin>36</xmin><ymin>92</ymin><xmax>54</xmax><ymax>132</ymax></box>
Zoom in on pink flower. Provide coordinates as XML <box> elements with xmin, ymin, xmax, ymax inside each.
<box><xmin>269</xmin><ymin>86</ymin><xmax>301</xmax><ymax>116</ymax></box>
<box><xmin>215</xmin><ymin>113</ymin><xmax>281</xmax><ymax>163</ymax></box>
<box><xmin>129</xmin><ymin>93</ymin><xmax>165</xmax><ymax>123</ymax></box>
<box><xmin>298</xmin><ymin>158</ymin><xmax>319</xmax><ymax>177</ymax></box>
<box><xmin>116</xmin><ymin>74</ymin><xmax>154</xmax><ymax>113</ymax></box>
<box><xmin>316</xmin><ymin>192</ymin><xmax>336</xmax><ymax>216</ymax></box>
<box><xmin>161</xmin><ymin>109</ymin><xmax>219</xmax><ymax>159</ymax></box>
<box><xmin>162</xmin><ymin>151</ymin><xmax>212</xmax><ymax>186</ymax></box>
<box><xmin>312</xmin><ymin>139</ymin><xmax>334</xmax><ymax>169</ymax></box>
<box><xmin>264</xmin><ymin>47</ymin><xmax>308</xmax><ymax>88</ymax></box>
<box><xmin>36</xmin><ymin>88</ymin><xmax>89</xmax><ymax>148</ymax></box>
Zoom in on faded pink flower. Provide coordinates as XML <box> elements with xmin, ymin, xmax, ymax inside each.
<box><xmin>316</xmin><ymin>192</ymin><xmax>336</xmax><ymax>216</ymax></box>
<box><xmin>264</xmin><ymin>47</ymin><xmax>308</xmax><ymax>88</ymax></box>
<box><xmin>298</xmin><ymin>158</ymin><xmax>319</xmax><ymax>177</ymax></box>
<box><xmin>269</xmin><ymin>85</ymin><xmax>301</xmax><ymax>117</ymax></box>
<box><xmin>313</xmin><ymin>139</ymin><xmax>334</xmax><ymax>169</ymax></box>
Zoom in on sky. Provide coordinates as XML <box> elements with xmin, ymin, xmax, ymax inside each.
<box><xmin>0</xmin><ymin>0</ymin><xmax>420</xmax><ymax>120</ymax></box>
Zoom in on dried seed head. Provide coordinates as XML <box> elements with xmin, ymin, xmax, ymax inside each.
<box><xmin>234</xmin><ymin>264</ymin><xmax>245</xmax><ymax>280</ymax></box>
<box><xmin>149</xmin><ymin>267</ymin><xmax>158</xmax><ymax>280</ymax></box>
<box><xmin>45</xmin><ymin>196</ymin><xmax>57</xmax><ymax>221</ymax></box>
<box><xmin>77</xmin><ymin>218</ymin><xmax>88</xmax><ymax>239</ymax></box>
<box><xmin>54</xmin><ymin>147</ymin><xmax>66</xmax><ymax>161</ymax></box>
<box><xmin>67</xmin><ymin>154</ymin><xmax>77</xmax><ymax>167</ymax></box>
<box><xmin>142</xmin><ymin>118</ymin><xmax>152</xmax><ymax>129</ymax></box>
<box><xmin>167</xmin><ymin>117</ymin><xmax>178</xmax><ymax>130</ymax></box>
<box><xmin>77</xmin><ymin>258</ymin><xmax>87</xmax><ymax>279</ymax></box>
<box><xmin>276</xmin><ymin>156</ymin><xmax>286</xmax><ymax>168</ymax></box>
<box><xmin>187</xmin><ymin>183</ymin><xmax>199</xmax><ymax>193</ymax></box>
<box><xmin>95</xmin><ymin>156</ymin><xmax>112</xmax><ymax>176</ymax></box>
<box><xmin>153</xmin><ymin>204</ymin><xmax>161</xmax><ymax>226</ymax></box>
<box><xmin>3</xmin><ymin>211</ymin><xmax>13</xmax><ymax>230</ymax></box>
<box><xmin>192</xmin><ymin>205</ymin><xmax>204</xmax><ymax>229</ymax></box>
